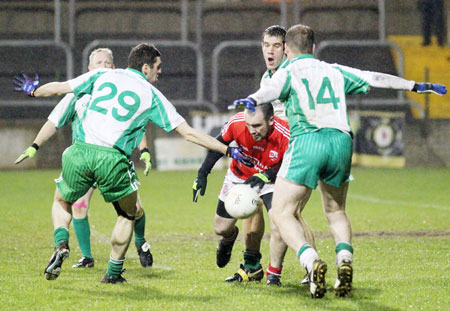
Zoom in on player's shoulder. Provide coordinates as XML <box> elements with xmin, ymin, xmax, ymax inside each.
<box><xmin>222</xmin><ymin>112</ymin><xmax>245</xmax><ymax>134</ymax></box>
<box><xmin>273</xmin><ymin>117</ymin><xmax>290</xmax><ymax>139</ymax></box>
<box><xmin>228</xmin><ymin>111</ymin><xmax>245</xmax><ymax>123</ymax></box>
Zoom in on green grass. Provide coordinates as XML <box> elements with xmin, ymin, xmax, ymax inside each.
<box><xmin>0</xmin><ymin>168</ymin><xmax>449</xmax><ymax>310</ymax></box>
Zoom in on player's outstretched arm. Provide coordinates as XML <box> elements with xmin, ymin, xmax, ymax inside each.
<box><xmin>13</xmin><ymin>73</ymin><xmax>72</xmax><ymax>97</ymax></box>
<box><xmin>175</xmin><ymin>121</ymin><xmax>253</xmax><ymax>167</ymax></box>
<box><xmin>14</xmin><ymin>120</ymin><xmax>57</xmax><ymax>164</ymax></box>
<box><xmin>333</xmin><ymin>65</ymin><xmax>447</xmax><ymax>95</ymax></box>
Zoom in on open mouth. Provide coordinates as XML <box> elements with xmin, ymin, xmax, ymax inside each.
<box><xmin>267</xmin><ymin>57</ymin><xmax>274</xmax><ymax>66</ymax></box>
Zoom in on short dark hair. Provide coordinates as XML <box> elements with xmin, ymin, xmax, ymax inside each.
<box><xmin>256</xmin><ymin>103</ymin><xmax>274</xmax><ymax>121</ymax></box>
<box><xmin>286</xmin><ymin>24</ymin><xmax>314</xmax><ymax>54</ymax></box>
<box><xmin>261</xmin><ymin>25</ymin><xmax>286</xmax><ymax>43</ymax></box>
<box><xmin>128</xmin><ymin>43</ymin><xmax>161</xmax><ymax>71</ymax></box>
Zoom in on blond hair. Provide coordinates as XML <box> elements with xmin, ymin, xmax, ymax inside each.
<box><xmin>89</xmin><ymin>48</ymin><xmax>114</xmax><ymax>66</ymax></box>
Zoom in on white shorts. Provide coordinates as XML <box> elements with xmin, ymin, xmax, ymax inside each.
<box><xmin>218</xmin><ymin>168</ymin><xmax>275</xmax><ymax>202</ymax></box>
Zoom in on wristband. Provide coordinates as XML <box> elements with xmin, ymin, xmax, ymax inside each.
<box><xmin>140</xmin><ymin>147</ymin><xmax>149</xmax><ymax>155</ymax></box>
<box><xmin>31</xmin><ymin>143</ymin><xmax>39</xmax><ymax>150</ymax></box>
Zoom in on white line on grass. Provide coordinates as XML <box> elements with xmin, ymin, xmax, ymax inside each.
<box><xmin>348</xmin><ymin>194</ymin><xmax>450</xmax><ymax>211</ymax></box>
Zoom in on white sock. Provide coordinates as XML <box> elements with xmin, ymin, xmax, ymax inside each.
<box><xmin>336</xmin><ymin>250</ymin><xmax>353</xmax><ymax>266</ymax></box>
<box><xmin>299</xmin><ymin>247</ymin><xmax>319</xmax><ymax>272</ymax></box>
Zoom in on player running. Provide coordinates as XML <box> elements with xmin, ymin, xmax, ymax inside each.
<box><xmin>15</xmin><ymin>48</ymin><xmax>154</xmax><ymax>270</ymax></box>
<box><xmin>193</xmin><ymin>103</ymin><xmax>300</xmax><ymax>282</ymax></box>
<box><xmin>14</xmin><ymin>43</ymin><xmax>251</xmax><ymax>283</ymax></box>
<box><xmin>232</xmin><ymin>24</ymin><xmax>446</xmax><ymax>298</ymax></box>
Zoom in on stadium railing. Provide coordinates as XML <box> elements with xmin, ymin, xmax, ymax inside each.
<box><xmin>0</xmin><ymin>40</ymin><xmax>73</xmax><ymax>110</ymax></box>
<box><xmin>81</xmin><ymin>39</ymin><xmax>205</xmax><ymax>103</ymax></box>
<box><xmin>211</xmin><ymin>41</ymin><xmax>262</xmax><ymax>105</ymax></box>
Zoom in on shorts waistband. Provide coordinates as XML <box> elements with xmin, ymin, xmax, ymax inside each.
<box><xmin>74</xmin><ymin>141</ymin><xmax>122</xmax><ymax>154</ymax></box>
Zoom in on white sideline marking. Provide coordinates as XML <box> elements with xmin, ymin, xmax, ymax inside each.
<box><xmin>348</xmin><ymin>194</ymin><xmax>450</xmax><ymax>211</ymax></box>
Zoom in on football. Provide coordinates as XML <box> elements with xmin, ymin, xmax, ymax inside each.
<box><xmin>224</xmin><ymin>184</ymin><xmax>260</xmax><ymax>219</ymax></box>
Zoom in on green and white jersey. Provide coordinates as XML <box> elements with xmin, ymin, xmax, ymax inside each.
<box><xmin>260</xmin><ymin>56</ymin><xmax>290</xmax><ymax>120</ymax></box>
<box><xmin>251</xmin><ymin>54</ymin><xmax>371</xmax><ymax>137</ymax></box>
<box><xmin>252</xmin><ymin>54</ymin><xmax>416</xmax><ymax>137</ymax></box>
<box><xmin>68</xmin><ymin>68</ymin><xmax>185</xmax><ymax>157</ymax></box>
<box><xmin>48</xmin><ymin>93</ymin><xmax>90</xmax><ymax>142</ymax></box>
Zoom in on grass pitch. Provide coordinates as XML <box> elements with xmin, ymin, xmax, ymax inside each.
<box><xmin>0</xmin><ymin>168</ymin><xmax>449</xmax><ymax>310</ymax></box>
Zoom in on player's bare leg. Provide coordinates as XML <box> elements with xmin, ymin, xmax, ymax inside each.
<box><xmin>319</xmin><ymin>181</ymin><xmax>353</xmax><ymax>297</ymax></box>
<box><xmin>102</xmin><ymin>191</ymin><xmax>137</xmax><ymax>284</ymax></box>
<box><xmin>226</xmin><ymin>202</ymin><xmax>265</xmax><ymax>283</ymax></box>
<box><xmin>214</xmin><ymin>214</ymin><xmax>238</xmax><ymax>268</ymax></box>
<box><xmin>266</xmin><ymin>214</ymin><xmax>287</xmax><ymax>286</ymax></box>
<box><xmin>45</xmin><ymin>188</ymin><xmax>73</xmax><ymax>280</ymax></box>
<box><xmin>271</xmin><ymin>177</ymin><xmax>327</xmax><ymax>298</ymax></box>
<box><xmin>267</xmin><ymin>189</ymin><xmax>316</xmax><ymax>286</ymax></box>
<box><xmin>72</xmin><ymin>187</ymin><xmax>95</xmax><ymax>268</ymax></box>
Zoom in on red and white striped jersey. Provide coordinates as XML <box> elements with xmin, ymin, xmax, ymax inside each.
<box><xmin>221</xmin><ymin>112</ymin><xmax>290</xmax><ymax>180</ymax></box>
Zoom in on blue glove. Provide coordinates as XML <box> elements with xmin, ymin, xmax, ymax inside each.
<box><xmin>226</xmin><ymin>146</ymin><xmax>253</xmax><ymax>167</ymax></box>
<box><xmin>228</xmin><ymin>97</ymin><xmax>256</xmax><ymax>112</ymax></box>
<box><xmin>13</xmin><ymin>73</ymin><xmax>40</xmax><ymax>96</ymax></box>
<box><xmin>413</xmin><ymin>83</ymin><xmax>447</xmax><ymax>95</ymax></box>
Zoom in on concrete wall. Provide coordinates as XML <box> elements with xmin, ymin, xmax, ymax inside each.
<box><xmin>1</xmin><ymin>116</ymin><xmax>449</xmax><ymax>169</ymax></box>
<box><xmin>404</xmin><ymin>118</ymin><xmax>450</xmax><ymax>167</ymax></box>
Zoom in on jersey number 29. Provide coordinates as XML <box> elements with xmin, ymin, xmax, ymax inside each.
<box><xmin>89</xmin><ymin>82</ymin><xmax>140</xmax><ymax>122</ymax></box>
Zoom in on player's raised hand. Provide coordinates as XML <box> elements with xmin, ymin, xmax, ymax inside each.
<box><xmin>192</xmin><ymin>174</ymin><xmax>207</xmax><ymax>202</ymax></box>
<box><xmin>13</xmin><ymin>73</ymin><xmax>40</xmax><ymax>96</ymax></box>
<box><xmin>228</xmin><ymin>97</ymin><xmax>256</xmax><ymax>112</ymax></box>
<box><xmin>139</xmin><ymin>149</ymin><xmax>152</xmax><ymax>176</ymax></box>
<box><xmin>413</xmin><ymin>83</ymin><xmax>447</xmax><ymax>95</ymax></box>
<box><xmin>226</xmin><ymin>146</ymin><xmax>253</xmax><ymax>167</ymax></box>
<box><xmin>244</xmin><ymin>172</ymin><xmax>270</xmax><ymax>190</ymax></box>
<box><xmin>14</xmin><ymin>144</ymin><xmax>39</xmax><ymax>164</ymax></box>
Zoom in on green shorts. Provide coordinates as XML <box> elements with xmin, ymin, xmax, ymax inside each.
<box><xmin>56</xmin><ymin>141</ymin><xmax>139</xmax><ymax>203</ymax></box>
<box><xmin>278</xmin><ymin>128</ymin><xmax>353</xmax><ymax>189</ymax></box>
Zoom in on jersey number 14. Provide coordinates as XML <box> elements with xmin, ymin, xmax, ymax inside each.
<box><xmin>301</xmin><ymin>77</ymin><xmax>340</xmax><ymax>110</ymax></box>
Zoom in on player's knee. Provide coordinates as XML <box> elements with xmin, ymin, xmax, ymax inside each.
<box><xmin>214</xmin><ymin>222</ymin><xmax>234</xmax><ymax>236</ymax></box>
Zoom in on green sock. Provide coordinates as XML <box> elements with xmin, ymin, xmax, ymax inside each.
<box><xmin>134</xmin><ymin>210</ymin><xmax>146</xmax><ymax>247</ymax></box>
<box><xmin>73</xmin><ymin>216</ymin><xmax>93</xmax><ymax>259</ymax></box>
<box><xmin>243</xmin><ymin>250</ymin><xmax>262</xmax><ymax>270</ymax></box>
<box><xmin>297</xmin><ymin>243</ymin><xmax>312</xmax><ymax>259</ymax></box>
<box><xmin>107</xmin><ymin>256</ymin><xmax>125</xmax><ymax>279</ymax></box>
<box><xmin>53</xmin><ymin>227</ymin><xmax>69</xmax><ymax>247</ymax></box>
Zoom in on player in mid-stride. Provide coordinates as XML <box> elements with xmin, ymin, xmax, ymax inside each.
<box><xmin>14</xmin><ymin>48</ymin><xmax>154</xmax><ymax>270</ymax></box>
<box><xmin>233</xmin><ymin>24</ymin><xmax>446</xmax><ymax>298</ymax></box>
<box><xmin>14</xmin><ymin>43</ymin><xmax>252</xmax><ymax>283</ymax></box>
<box><xmin>193</xmin><ymin>102</ymin><xmax>316</xmax><ymax>282</ymax></box>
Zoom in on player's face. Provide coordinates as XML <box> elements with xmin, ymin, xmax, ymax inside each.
<box><xmin>262</xmin><ymin>34</ymin><xmax>285</xmax><ymax>73</ymax></box>
<box><xmin>146</xmin><ymin>57</ymin><xmax>162</xmax><ymax>84</ymax></box>
<box><xmin>88</xmin><ymin>51</ymin><xmax>114</xmax><ymax>70</ymax></box>
<box><xmin>244</xmin><ymin>109</ymin><xmax>273</xmax><ymax>142</ymax></box>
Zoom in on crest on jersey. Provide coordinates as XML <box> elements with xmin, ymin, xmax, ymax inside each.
<box><xmin>269</xmin><ymin>150</ymin><xmax>278</xmax><ymax>161</ymax></box>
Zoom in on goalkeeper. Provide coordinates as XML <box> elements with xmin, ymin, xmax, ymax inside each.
<box><xmin>14</xmin><ymin>48</ymin><xmax>154</xmax><ymax>269</ymax></box>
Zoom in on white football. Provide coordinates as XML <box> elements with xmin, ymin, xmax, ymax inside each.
<box><xmin>224</xmin><ymin>184</ymin><xmax>260</xmax><ymax>219</ymax></box>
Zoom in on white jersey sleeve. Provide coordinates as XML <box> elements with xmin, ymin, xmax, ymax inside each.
<box><xmin>48</xmin><ymin>94</ymin><xmax>90</xmax><ymax>129</ymax></box>
<box><xmin>251</xmin><ymin>67</ymin><xmax>290</xmax><ymax>105</ymax></box>
<box><xmin>146</xmin><ymin>86</ymin><xmax>185</xmax><ymax>132</ymax></box>
<box><xmin>331</xmin><ymin>64</ymin><xmax>415</xmax><ymax>91</ymax></box>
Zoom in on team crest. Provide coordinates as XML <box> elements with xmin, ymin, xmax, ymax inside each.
<box><xmin>269</xmin><ymin>150</ymin><xmax>278</xmax><ymax>161</ymax></box>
